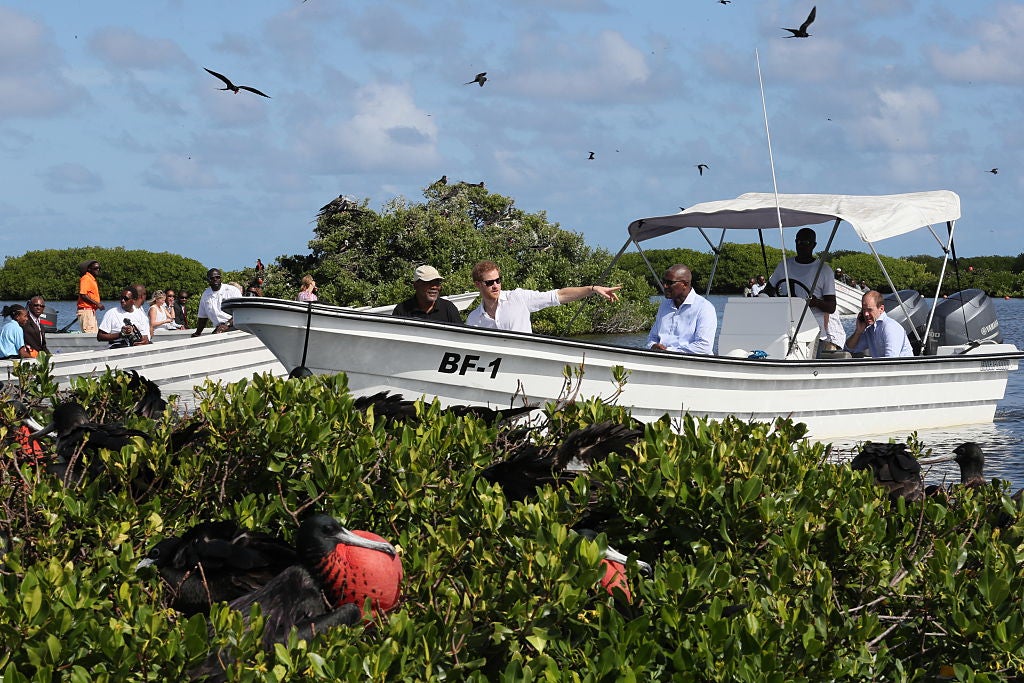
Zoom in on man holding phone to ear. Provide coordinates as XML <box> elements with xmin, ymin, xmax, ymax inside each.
<box><xmin>845</xmin><ymin>290</ymin><xmax>913</xmax><ymax>357</ymax></box>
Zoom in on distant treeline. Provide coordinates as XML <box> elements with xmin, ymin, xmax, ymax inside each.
<box><xmin>617</xmin><ymin>244</ymin><xmax>1024</xmax><ymax>298</ymax></box>
<box><xmin>3</xmin><ymin>199</ymin><xmax>1021</xmax><ymax>314</ymax></box>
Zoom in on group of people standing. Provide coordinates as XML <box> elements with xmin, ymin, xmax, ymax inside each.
<box><xmin>72</xmin><ymin>260</ymin><xmax>193</xmax><ymax>349</ymax></box>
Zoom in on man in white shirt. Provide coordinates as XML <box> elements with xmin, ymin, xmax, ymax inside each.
<box><xmin>98</xmin><ymin>287</ymin><xmax>152</xmax><ymax>348</ymax></box>
<box><xmin>647</xmin><ymin>264</ymin><xmax>717</xmax><ymax>354</ymax></box>
<box><xmin>768</xmin><ymin>227</ymin><xmax>845</xmax><ymax>350</ymax></box>
<box><xmin>192</xmin><ymin>268</ymin><xmax>244</xmax><ymax>336</ymax></box>
<box><xmin>465</xmin><ymin>260</ymin><xmax>621</xmax><ymax>333</ymax></box>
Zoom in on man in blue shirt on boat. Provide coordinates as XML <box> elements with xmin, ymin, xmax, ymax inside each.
<box><xmin>845</xmin><ymin>290</ymin><xmax>913</xmax><ymax>358</ymax></box>
<box><xmin>647</xmin><ymin>264</ymin><xmax>717</xmax><ymax>354</ymax></box>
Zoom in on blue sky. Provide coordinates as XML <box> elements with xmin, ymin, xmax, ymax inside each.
<box><xmin>1</xmin><ymin>0</ymin><xmax>1021</xmax><ymax>271</ymax></box>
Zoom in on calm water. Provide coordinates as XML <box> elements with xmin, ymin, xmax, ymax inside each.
<box><xmin>11</xmin><ymin>297</ymin><xmax>1024</xmax><ymax>488</ymax></box>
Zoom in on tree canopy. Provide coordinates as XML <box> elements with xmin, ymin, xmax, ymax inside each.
<box><xmin>269</xmin><ymin>182</ymin><xmax>655</xmax><ymax>335</ymax></box>
<box><xmin>0</xmin><ymin>248</ymin><xmax>209</xmax><ymax>302</ymax></box>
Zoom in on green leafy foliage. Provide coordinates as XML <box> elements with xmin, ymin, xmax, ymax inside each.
<box><xmin>3</xmin><ymin>364</ymin><xmax>1024</xmax><ymax>680</ymax></box>
<box><xmin>270</xmin><ymin>184</ymin><xmax>655</xmax><ymax>333</ymax></box>
<box><xmin>0</xmin><ymin>248</ymin><xmax>209</xmax><ymax>302</ymax></box>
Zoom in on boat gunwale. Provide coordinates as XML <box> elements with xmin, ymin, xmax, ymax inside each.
<box><xmin>224</xmin><ymin>297</ymin><xmax>1024</xmax><ymax>368</ymax></box>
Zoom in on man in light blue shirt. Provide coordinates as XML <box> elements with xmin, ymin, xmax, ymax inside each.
<box><xmin>647</xmin><ymin>264</ymin><xmax>717</xmax><ymax>354</ymax></box>
<box><xmin>845</xmin><ymin>290</ymin><xmax>913</xmax><ymax>357</ymax></box>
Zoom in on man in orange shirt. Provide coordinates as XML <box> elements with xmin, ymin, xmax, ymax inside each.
<box><xmin>76</xmin><ymin>260</ymin><xmax>105</xmax><ymax>334</ymax></box>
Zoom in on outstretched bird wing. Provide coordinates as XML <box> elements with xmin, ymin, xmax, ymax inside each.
<box><xmin>800</xmin><ymin>6</ymin><xmax>817</xmax><ymax>33</ymax></box>
<box><xmin>238</xmin><ymin>85</ymin><xmax>271</xmax><ymax>98</ymax></box>
<box><xmin>204</xmin><ymin>67</ymin><xmax>235</xmax><ymax>89</ymax></box>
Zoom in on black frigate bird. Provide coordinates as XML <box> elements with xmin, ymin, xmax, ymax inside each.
<box><xmin>782</xmin><ymin>6</ymin><xmax>816</xmax><ymax>38</ymax></box>
<box><xmin>137</xmin><ymin>520</ymin><xmax>298</xmax><ymax>616</ymax></box>
<box><xmin>29</xmin><ymin>401</ymin><xmax>150</xmax><ymax>485</ymax></box>
<box><xmin>588</xmin><ymin>152</ymin><xmax>595</xmax><ymax>160</ymax></box>
<box><xmin>953</xmin><ymin>442</ymin><xmax>986</xmax><ymax>488</ymax></box>
<box><xmin>465</xmin><ymin>72</ymin><xmax>487</xmax><ymax>87</ymax></box>
<box><xmin>695</xmin><ymin>163</ymin><xmax>709</xmax><ymax>176</ymax></box>
<box><xmin>479</xmin><ymin>420</ymin><xmax>648</xmax><ymax>537</ymax></box>
<box><xmin>315</xmin><ymin>194</ymin><xmax>365</xmax><ymax>221</ymax></box>
<box><xmin>989</xmin><ymin>168</ymin><xmax>999</xmax><ymax>175</ymax></box>
<box><xmin>125</xmin><ymin>369</ymin><xmax>167</xmax><ymax>418</ymax></box>
<box><xmin>354</xmin><ymin>390</ymin><xmax>537</xmax><ymax>427</ymax></box>
<box><xmin>850</xmin><ymin>441</ymin><xmax>924</xmax><ymax>502</ymax></box>
<box><xmin>203</xmin><ymin>68</ymin><xmax>271</xmax><ymax>98</ymax></box>
<box><xmin>189</xmin><ymin>514</ymin><xmax>397</xmax><ymax>681</ymax></box>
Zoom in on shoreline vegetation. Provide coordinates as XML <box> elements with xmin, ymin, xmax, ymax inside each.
<box><xmin>2</xmin><ymin>184</ymin><xmax>1021</xmax><ymax>337</ymax></box>
<box><xmin>3</xmin><ymin>363</ymin><xmax>1024</xmax><ymax>679</ymax></box>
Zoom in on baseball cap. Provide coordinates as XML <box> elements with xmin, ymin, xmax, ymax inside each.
<box><xmin>414</xmin><ymin>265</ymin><xmax>444</xmax><ymax>282</ymax></box>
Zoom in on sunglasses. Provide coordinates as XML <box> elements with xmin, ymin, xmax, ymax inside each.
<box><xmin>662</xmin><ymin>279</ymin><xmax>691</xmax><ymax>286</ymax></box>
<box><xmin>479</xmin><ymin>277</ymin><xmax>501</xmax><ymax>286</ymax></box>
<box><xmin>120</xmin><ymin>295</ymin><xmax>133</xmax><ymax>301</ymax></box>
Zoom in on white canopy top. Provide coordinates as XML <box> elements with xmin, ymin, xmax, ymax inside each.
<box><xmin>627</xmin><ymin>190</ymin><xmax>961</xmax><ymax>244</ymax></box>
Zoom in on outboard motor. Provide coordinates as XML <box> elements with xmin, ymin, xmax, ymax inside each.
<box><xmin>924</xmin><ymin>288</ymin><xmax>1002</xmax><ymax>355</ymax></box>
<box><xmin>39</xmin><ymin>306</ymin><xmax>58</xmax><ymax>331</ymax></box>
<box><xmin>883</xmin><ymin>290</ymin><xmax>927</xmax><ymax>354</ymax></box>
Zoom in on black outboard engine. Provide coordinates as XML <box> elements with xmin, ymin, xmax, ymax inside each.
<box><xmin>883</xmin><ymin>290</ymin><xmax>927</xmax><ymax>355</ymax></box>
<box><xmin>924</xmin><ymin>288</ymin><xmax>1002</xmax><ymax>355</ymax></box>
<box><xmin>39</xmin><ymin>306</ymin><xmax>58</xmax><ymax>331</ymax></box>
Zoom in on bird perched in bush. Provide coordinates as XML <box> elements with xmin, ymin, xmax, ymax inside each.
<box><xmin>850</xmin><ymin>441</ymin><xmax>924</xmax><ymax>502</ymax></box>
<box><xmin>481</xmin><ymin>422</ymin><xmax>651</xmax><ymax>600</ymax></box>
<box><xmin>137</xmin><ymin>520</ymin><xmax>298</xmax><ymax>616</ymax></box>
<box><xmin>29</xmin><ymin>401</ymin><xmax>150</xmax><ymax>485</ymax></box>
<box><xmin>190</xmin><ymin>514</ymin><xmax>401</xmax><ymax>681</ymax></box>
<box><xmin>354</xmin><ymin>391</ymin><xmax>536</xmax><ymax>427</ymax></box>
<box><xmin>953</xmin><ymin>442</ymin><xmax>986</xmax><ymax>488</ymax></box>
<box><xmin>479</xmin><ymin>421</ymin><xmax>643</xmax><ymax>504</ymax></box>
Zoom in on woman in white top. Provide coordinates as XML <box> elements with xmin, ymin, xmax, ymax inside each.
<box><xmin>148</xmin><ymin>290</ymin><xmax>180</xmax><ymax>334</ymax></box>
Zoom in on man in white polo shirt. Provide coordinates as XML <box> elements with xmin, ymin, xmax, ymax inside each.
<box><xmin>465</xmin><ymin>260</ymin><xmax>621</xmax><ymax>333</ymax></box>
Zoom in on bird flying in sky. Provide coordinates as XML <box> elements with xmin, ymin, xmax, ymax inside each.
<box><xmin>588</xmin><ymin>152</ymin><xmax>595</xmax><ymax>160</ymax></box>
<box><xmin>204</xmin><ymin>68</ymin><xmax>271</xmax><ymax>98</ymax></box>
<box><xmin>989</xmin><ymin>168</ymin><xmax>999</xmax><ymax>174</ymax></box>
<box><xmin>465</xmin><ymin>72</ymin><xmax>487</xmax><ymax>87</ymax></box>
<box><xmin>696</xmin><ymin>163</ymin><xmax>709</xmax><ymax>176</ymax></box>
<box><xmin>782</xmin><ymin>6</ymin><xmax>816</xmax><ymax>38</ymax></box>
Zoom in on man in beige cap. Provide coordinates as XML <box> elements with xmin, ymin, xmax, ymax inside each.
<box><xmin>391</xmin><ymin>264</ymin><xmax>463</xmax><ymax>324</ymax></box>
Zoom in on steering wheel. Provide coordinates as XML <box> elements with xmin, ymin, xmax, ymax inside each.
<box><xmin>774</xmin><ymin>278</ymin><xmax>812</xmax><ymax>298</ymax></box>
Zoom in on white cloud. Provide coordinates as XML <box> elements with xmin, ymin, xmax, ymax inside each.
<box><xmin>0</xmin><ymin>7</ymin><xmax>87</xmax><ymax>118</ymax></box>
<box><xmin>41</xmin><ymin>163</ymin><xmax>103</xmax><ymax>193</ymax></box>
<box><xmin>510</xmin><ymin>30</ymin><xmax>653</xmax><ymax>101</ymax></box>
<box><xmin>930</xmin><ymin>4</ymin><xmax>1024</xmax><ymax>83</ymax></box>
<box><xmin>88</xmin><ymin>27</ymin><xmax>190</xmax><ymax>70</ymax></box>
<box><xmin>850</xmin><ymin>86</ymin><xmax>941</xmax><ymax>152</ymax></box>
<box><xmin>303</xmin><ymin>82</ymin><xmax>439</xmax><ymax>171</ymax></box>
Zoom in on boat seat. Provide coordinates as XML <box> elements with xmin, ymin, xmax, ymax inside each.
<box><xmin>718</xmin><ymin>297</ymin><xmax>820</xmax><ymax>360</ymax></box>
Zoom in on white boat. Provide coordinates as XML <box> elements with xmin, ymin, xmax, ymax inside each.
<box><xmin>1</xmin><ymin>331</ymin><xmax>287</xmax><ymax>396</ymax></box>
<box><xmin>225</xmin><ymin>191</ymin><xmax>1023</xmax><ymax>439</ymax></box>
<box><xmin>42</xmin><ymin>292</ymin><xmax>480</xmax><ymax>354</ymax></box>
<box><xmin>834</xmin><ymin>280</ymin><xmax>864</xmax><ymax>315</ymax></box>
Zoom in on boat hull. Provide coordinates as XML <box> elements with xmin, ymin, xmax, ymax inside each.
<box><xmin>227</xmin><ymin>298</ymin><xmax>1023</xmax><ymax>439</ymax></box>
<box><xmin>2</xmin><ymin>330</ymin><xmax>286</xmax><ymax>397</ymax></box>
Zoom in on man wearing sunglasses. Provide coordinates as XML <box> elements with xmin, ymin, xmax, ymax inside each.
<box><xmin>466</xmin><ymin>260</ymin><xmax>621</xmax><ymax>333</ymax></box>
<box><xmin>647</xmin><ymin>264</ymin><xmax>716</xmax><ymax>354</ymax></box>
<box><xmin>97</xmin><ymin>287</ymin><xmax>152</xmax><ymax>348</ymax></box>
